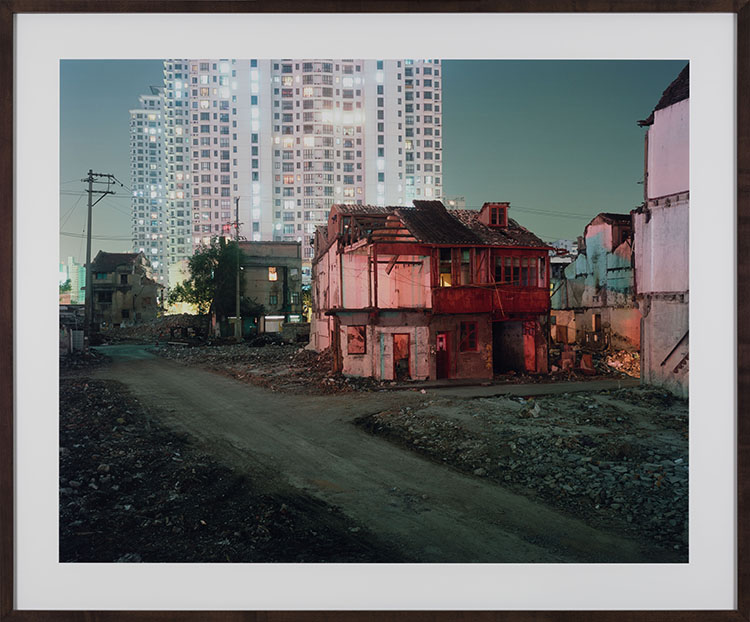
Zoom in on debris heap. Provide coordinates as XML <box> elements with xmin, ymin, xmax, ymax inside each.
<box><xmin>356</xmin><ymin>386</ymin><xmax>687</xmax><ymax>557</ymax></box>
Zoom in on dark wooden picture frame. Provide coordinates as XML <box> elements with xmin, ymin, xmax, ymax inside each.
<box><xmin>2</xmin><ymin>1</ymin><xmax>748</xmax><ymax>620</ymax></box>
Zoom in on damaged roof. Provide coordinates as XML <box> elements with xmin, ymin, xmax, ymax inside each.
<box><xmin>594</xmin><ymin>212</ymin><xmax>632</xmax><ymax>224</ymax></box>
<box><xmin>396</xmin><ymin>201</ymin><xmax>485</xmax><ymax>245</ymax></box>
<box><xmin>394</xmin><ymin>201</ymin><xmax>548</xmax><ymax>248</ymax></box>
<box><xmin>638</xmin><ymin>64</ymin><xmax>689</xmax><ymax>127</ymax></box>
<box><xmin>451</xmin><ymin>210</ymin><xmax>549</xmax><ymax>248</ymax></box>
<box><xmin>91</xmin><ymin>251</ymin><xmax>143</xmax><ymax>272</ymax></box>
<box><xmin>333</xmin><ymin>204</ymin><xmax>396</xmax><ymax>216</ymax></box>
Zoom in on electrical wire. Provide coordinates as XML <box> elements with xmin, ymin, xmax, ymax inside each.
<box><xmin>59</xmin><ymin>194</ymin><xmax>84</xmax><ymax>230</ymax></box>
<box><xmin>61</xmin><ymin>232</ymin><xmax>132</xmax><ymax>241</ymax></box>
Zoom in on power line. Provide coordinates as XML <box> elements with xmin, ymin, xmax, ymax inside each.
<box><xmin>61</xmin><ymin>191</ymin><xmax>131</xmax><ymax>200</ymax></box>
<box><xmin>59</xmin><ymin>194</ymin><xmax>84</xmax><ymax>230</ymax></box>
<box><xmin>61</xmin><ymin>232</ymin><xmax>131</xmax><ymax>240</ymax></box>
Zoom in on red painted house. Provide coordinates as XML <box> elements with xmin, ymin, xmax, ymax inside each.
<box><xmin>310</xmin><ymin>200</ymin><xmax>551</xmax><ymax>381</ymax></box>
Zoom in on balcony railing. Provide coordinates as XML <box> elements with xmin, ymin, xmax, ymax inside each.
<box><xmin>432</xmin><ymin>284</ymin><xmax>549</xmax><ymax>316</ymax></box>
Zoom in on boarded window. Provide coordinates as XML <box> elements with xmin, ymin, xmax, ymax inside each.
<box><xmin>347</xmin><ymin>325</ymin><xmax>366</xmax><ymax>354</ymax></box>
<box><xmin>459</xmin><ymin>321</ymin><xmax>478</xmax><ymax>352</ymax></box>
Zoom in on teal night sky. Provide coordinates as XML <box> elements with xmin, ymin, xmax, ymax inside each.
<box><xmin>59</xmin><ymin>59</ymin><xmax>687</xmax><ymax>264</ymax></box>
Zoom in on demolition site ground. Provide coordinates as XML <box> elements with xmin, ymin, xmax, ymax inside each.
<box><xmin>59</xmin><ymin>339</ymin><xmax>688</xmax><ymax>563</ymax></box>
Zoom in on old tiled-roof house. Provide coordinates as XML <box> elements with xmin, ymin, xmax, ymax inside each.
<box><xmin>90</xmin><ymin>251</ymin><xmax>163</xmax><ymax>326</ymax></box>
<box><xmin>310</xmin><ymin>200</ymin><xmax>552</xmax><ymax>381</ymax></box>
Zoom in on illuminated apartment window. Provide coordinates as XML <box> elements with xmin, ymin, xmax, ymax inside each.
<box><xmin>268</xmin><ymin>267</ymin><xmax>278</xmax><ymax>281</ymax></box>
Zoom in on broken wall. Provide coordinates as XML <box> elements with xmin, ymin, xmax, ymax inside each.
<box><xmin>639</xmin><ymin>295</ymin><xmax>689</xmax><ymax>398</ymax></box>
<box><xmin>374</xmin><ymin>253</ymin><xmax>431</xmax><ymax>309</ymax></box>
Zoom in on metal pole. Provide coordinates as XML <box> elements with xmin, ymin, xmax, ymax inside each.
<box><xmin>235</xmin><ymin>197</ymin><xmax>242</xmax><ymax>343</ymax></box>
<box><xmin>84</xmin><ymin>170</ymin><xmax>93</xmax><ymax>349</ymax></box>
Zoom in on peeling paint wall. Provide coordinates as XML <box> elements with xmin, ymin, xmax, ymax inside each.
<box><xmin>639</xmin><ymin>296</ymin><xmax>689</xmax><ymax>398</ymax></box>
<box><xmin>374</xmin><ymin>254</ymin><xmax>432</xmax><ymax>309</ymax></box>
<box><xmin>550</xmin><ymin>218</ymin><xmax>639</xmax><ymax>348</ymax></box>
<box><xmin>338</xmin><ymin>322</ymin><xmax>430</xmax><ymax>381</ymax></box>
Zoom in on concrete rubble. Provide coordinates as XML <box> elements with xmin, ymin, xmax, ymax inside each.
<box><xmin>356</xmin><ymin>385</ymin><xmax>687</xmax><ymax>556</ymax></box>
<box><xmin>151</xmin><ymin>343</ymin><xmax>389</xmax><ymax>394</ymax></box>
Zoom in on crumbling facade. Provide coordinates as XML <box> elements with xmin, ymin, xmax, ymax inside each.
<box><xmin>90</xmin><ymin>251</ymin><xmax>163</xmax><ymax>326</ymax></box>
<box><xmin>311</xmin><ymin>200</ymin><xmax>551</xmax><ymax>381</ymax></box>
<box><xmin>238</xmin><ymin>241</ymin><xmax>304</xmax><ymax>334</ymax></box>
<box><xmin>551</xmin><ymin>213</ymin><xmax>640</xmax><ymax>350</ymax></box>
<box><xmin>633</xmin><ymin>64</ymin><xmax>689</xmax><ymax>398</ymax></box>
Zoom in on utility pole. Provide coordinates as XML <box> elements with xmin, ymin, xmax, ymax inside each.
<box><xmin>82</xmin><ymin>170</ymin><xmax>119</xmax><ymax>350</ymax></box>
<box><xmin>234</xmin><ymin>197</ymin><xmax>242</xmax><ymax>343</ymax></box>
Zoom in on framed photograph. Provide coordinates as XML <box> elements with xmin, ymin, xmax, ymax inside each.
<box><xmin>2</xmin><ymin>1</ymin><xmax>746</xmax><ymax>620</ymax></box>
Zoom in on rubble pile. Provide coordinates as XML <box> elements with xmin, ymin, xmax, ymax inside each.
<box><xmin>59</xmin><ymin>377</ymin><xmax>403</xmax><ymax>562</ymax></box>
<box><xmin>602</xmin><ymin>350</ymin><xmax>641</xmax><ymax>378</ymax></box>
<box><xmin>357</xmin><ymin>386</ymin><xmax>688</xmax><ymax>555</ymax></box>
<box><xmin>59</xmin><ymin>349</ymin><xmax>110</xmax><ymax>375</ymax></box>
<box><xmin>548</xmin><ymin>347</ymin><xmax>641</xmax><ymax>379</ymax></box>
<box><xmin>151</xmin><ymin>343</ymin><xmax>386</xmax><ymax>394</ymax></box>
<box><xmin>99</xmin><ymin>314</ymin><xmax>208</xmax><ymax>344</ymax></box>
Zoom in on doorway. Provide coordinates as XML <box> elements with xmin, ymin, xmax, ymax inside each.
<box><xmin>393</xmin><ymin>333</ymin><xmax>410</xmax><ymax>380</ymax></box>
<box><xmin>436</xmin><ymin>331</ymin><xmax>450</xmax><ymax>379</ymax></box>
<box><xmin>492</xmin><ymin>321</ymin><xmax>525</xmax><ymax>373</ymax></box>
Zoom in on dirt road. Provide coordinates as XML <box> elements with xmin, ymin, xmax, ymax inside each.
<box><xmin>93</xmin><ymin>344</ymin><xmax>673</xmax><ymax>563</ymax></box>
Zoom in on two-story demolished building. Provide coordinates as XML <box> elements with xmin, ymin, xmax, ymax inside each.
<box><xmin>310</xmin><ymin>200</ymin><xmax>552</xmax><ymax>381</ymax></box>
<box><xmin>550</xmin><ymin>212</ymin><xmax>640</xmax><ymax>351</ymax></box>
<box><xmin>89</xmin><ymin>251</ymin><xmax>164</xmax><ymax>327</ymax></box>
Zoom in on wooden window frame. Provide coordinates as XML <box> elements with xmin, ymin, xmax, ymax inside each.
<box><xmin>459</xmin><ymin>321</ymin><xmax>479</xmax><ymax>353</ymax></box>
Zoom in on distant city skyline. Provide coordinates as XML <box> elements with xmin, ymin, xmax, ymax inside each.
<box><xmin>60</xmin><ymin>59</ymin><xmax>687</xmax><ymax>265</ymax></box>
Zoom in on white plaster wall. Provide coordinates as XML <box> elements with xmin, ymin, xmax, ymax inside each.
<box><xmin>634</xmin><ymin>199</ymin><xmax>689</xmax><ymax>294</ymax></box>
<box><xmin>309</xmin><ymin>311</ymin><xmax>330</xmax><ymax>353</ymax></box>
<box><xmin>647</xmin><ymin>99</ymin><xmax>689</xmax><ymax>199</ymax></box>
<box><xmin>363</xmin><ymin>326</ymin><xmax>430</xmax><ymax>381</ymax></box>
<box><xmin>640</xmin><ymin>297</ymin><xmax>689</xmax><ymax>398</ymax></box>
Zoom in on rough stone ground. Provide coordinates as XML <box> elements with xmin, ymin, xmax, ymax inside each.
<box><xmin>59</xmin><ymin>355</ymin><xmax>407</xmax><ymax>563</ymax></box>
<box><xmin>356</xmin><ymin>386</ymin><xmax>688</xmax><ymax>556</ymax></box>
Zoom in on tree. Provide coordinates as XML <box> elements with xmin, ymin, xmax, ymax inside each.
<box><xmin>168</xmin><ymin>238</ymin><xmax>243</xmax><ymax>318</ymax></box>
<box><xmin>301</xmin><ymin>284</ymin><xmax>312</xmax><ymax>322</ymax></box>
<box><xmin>59</xmin><ymin>279</ymin><xmax>72</xmax><ymax>294</ymax></box>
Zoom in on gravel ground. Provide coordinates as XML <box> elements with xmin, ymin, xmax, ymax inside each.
<box><xmin>59</xmin><ymin>363</ymin><xmax>407</xmax><ymax>562</ymax></box>
<box><xmin>356</xmin><ymin>386</ymin><xmax>688</xmax><ymax>557</ymax></box>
